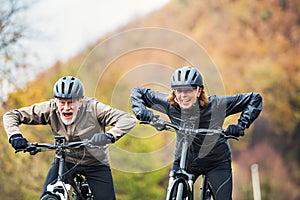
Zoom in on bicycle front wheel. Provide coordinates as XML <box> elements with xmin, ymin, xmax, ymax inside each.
<box><xmin>40</xmin><ymin>193</ymin><xmax>61</xmax><ymax>200</ymax></box>
<box><xmin>168</xmin><ymin>182</ymin><xmax>192</xmax><ymax>200</ymax></box>
<box><xmin>203</xmin><ymin>188</ymin><xmax>213</xmax><ymax>200</ymax></box>
<box><xmin>176</xmin><ymin>182</ymin><xmax>184</xmax><ymax>200</ymax></box>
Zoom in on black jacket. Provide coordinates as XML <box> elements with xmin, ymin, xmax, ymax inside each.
<box><xmin>130</xmin><ymin>87</ymin><xmax>262</xmax><ymax>172</ymax></box>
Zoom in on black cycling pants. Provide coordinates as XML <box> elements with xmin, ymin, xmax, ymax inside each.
<box><xmin>192</xmin><ymin>161</ymin><xmax>232</xmax><ymax>200</ymax></box>
<box><xmin>206</xmin><ymin>166</ymin><xmax>232</xmax><ymax>200</ymax></box>
<box><xmin>41</xmin><ymin>158</ymin><xmax>116</xmax><ymax>200</ymax></box>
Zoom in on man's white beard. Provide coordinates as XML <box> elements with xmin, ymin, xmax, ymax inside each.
<box><xmin>60</xmin><ymin>114</ymin><xmax>76</xmax><ymax>125</ymax></box>
<box><xmin>59</xmin><ymin>108</ymin><xmax>79</xmax><ymax>125</ymax></box>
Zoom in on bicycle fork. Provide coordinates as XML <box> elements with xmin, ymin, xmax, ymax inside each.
<box><xmin>166</xmin><ymin>139</ymin><xmax>194</xmax><ymax>200</ymax></box>
<box><xmin>46</xmin><ymin>154</ymin><xmax>71</xmax><ymax>200</ymax></box>
<box><xmin>166</xmin><ymin>170</ymin><xmax>194</xmax><ymax>200</ymax></box>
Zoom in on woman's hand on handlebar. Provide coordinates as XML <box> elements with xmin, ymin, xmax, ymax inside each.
<box><xmin>136</xmin><ymin>109</ymin><xmax>154</xmax><ymax>122</ymax></box>
<box><xmin>139</xmin><ymin>115</ymin><xmax>170</xmax><ymax>131</ymax></box>
<box><xmin>224</xmin><ymin>124</ymin><xmax>245</xmax><ymax>137</ymax></box>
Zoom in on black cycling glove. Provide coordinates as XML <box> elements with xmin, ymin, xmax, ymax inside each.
<box><xmin>91</xmin><ymin>133</ymin><xmax>115</xmax><ymax>146</ymax></box>
<box><xmin>9</xmin><ymin>133</ymin><xmax>28</xmax><ymax>150</ymax></box>
<box><xmin>225</xmin><ymin>124</ymin><xmax>245</xmax><ymax>137</ymax></box>
<box><xmin>136</xmin><ymin>109</ymin><xmax>154</xmax><ymax>122</ymax></box>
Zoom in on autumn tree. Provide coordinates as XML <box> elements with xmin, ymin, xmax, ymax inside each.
<box><xmin>0</xmin><ymin>0</ymin><xmax>35</xmax><ymax>104</ymax></box>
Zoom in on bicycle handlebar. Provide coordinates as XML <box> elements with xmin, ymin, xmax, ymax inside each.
<box><xmin>140</xmin><ymin>115</ymin><xmax>239</xmax><ymax>140</ymax></box>
<box><xmin>15</xmin><ymin>139</ymin><xmax>95</xmax><ymax>155</ymax></box>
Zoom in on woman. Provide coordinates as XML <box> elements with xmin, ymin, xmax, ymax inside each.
<box><xmin>130</xmin><ymin>66</ymin><xmax>262</xmax><ymax>199</ymax></box>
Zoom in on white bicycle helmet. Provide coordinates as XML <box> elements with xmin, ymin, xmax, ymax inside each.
<box><xmin>171</xmin><ymin>66</ymin><xmax>204</xmax><ymax>89</ymax></box>
<box><xmin>53</xmin><ymin>76</ymin><xmax>84</xmax><ymax>99</ymax></box>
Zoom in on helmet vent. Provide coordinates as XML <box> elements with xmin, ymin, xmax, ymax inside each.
<box><xmin>185</xmin><ymin>70</ymin><xmax>190</xmax><ymax>81</ymax></box>
<box><xmin>61</xmin><ymin>82</ymin><xmax>65</xmax><ymax>93</ymax></box>
<box><xmin>74</xmin><ymin>85</ymin><xmax>81</xmax><ymax>96</ymax></box>
<box><xmin>55</xmin><ymin>85</ymin><xmax>59</xmax><ymax>93</ymax></box>
<box><xmin>68</xmin><ymin>82</ymin><xmax>74</xmax><ymax>94</ymax></box>
<box><xmin>192</xmin><ymin>72</ymin><xmax>197</xmax><ymax>81</ymax></box>
<box><xmin>178</xmin><ymin>71</ymin><xmax>181</xmax><ymax>81</ymax></box>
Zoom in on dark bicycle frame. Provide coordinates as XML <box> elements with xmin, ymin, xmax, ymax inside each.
<box><xmin>143</xmin><ymin>115</ymin><xmax>238</xmax><ymax>200</ymax></box>
<box><xmin>16</xmin><ymin>136</ymin><xmax>94</xmax><ymax>200</ymax></box>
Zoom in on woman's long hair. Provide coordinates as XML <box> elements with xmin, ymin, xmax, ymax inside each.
<box><xmin>167</xmin><ymin>88</ymin><xmax>209</xmax><ymax>107</ymax></box>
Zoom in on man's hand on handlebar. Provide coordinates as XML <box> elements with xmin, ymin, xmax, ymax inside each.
<box><xmin>91</xmin><ymin>133</ymin><xmax>115</xmax><ymax>146</ymax></box>
<box><xmin>9</xmin><ymin>133</ymin><xmax>28</xmax><ymax>150</ymax></box>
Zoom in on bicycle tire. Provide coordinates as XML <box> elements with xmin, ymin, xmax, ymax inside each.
<box><xmin>202</xmin><ymin>190</ymin><xmax>213</xmax><ymax>200</ymax></box>
<box><xmin>167</xmin><ymin>181</ymin><xmax>192</xmax><ymax>200</ymax></box>
<box><xmin>40</xmin><ymin>193</ymin><xmax>61</xmax><ymax>200</ymax></box>
<box><xmin>176</xmin><ymin>182</ymin><xmax>184</xmax><ymax>200</ymax></box>
<box><xmin>200</xmin><ymin>176</ymin><xmax>213</xmax><ymax>200</ymax></box>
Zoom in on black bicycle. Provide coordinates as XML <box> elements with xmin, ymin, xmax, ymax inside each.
<box><xmin>16</xmin><ymin>136</ymin><xmax>96</xmax><ymax>200</ymax></box>
<box><xmin>142</xmin><ymin>116</ymin><xmax>238</xmax><ymax>200</ymax></box>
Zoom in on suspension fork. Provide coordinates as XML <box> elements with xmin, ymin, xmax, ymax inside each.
<box><xmin>181</xmin><ymin>136</ymin><xmax>195</xmax><ymax>196</ymax></box>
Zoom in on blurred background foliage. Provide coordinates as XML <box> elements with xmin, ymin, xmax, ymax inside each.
<box><xmin>1</xmin><ymin>0</ymin><xmax>300</xmax><ymax>199</ymax></box>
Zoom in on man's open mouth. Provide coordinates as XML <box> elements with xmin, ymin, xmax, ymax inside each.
<box><xmin>62</xmin><ymin>112</ymin><xmax>73</xmax><ymax>119</ymax></box>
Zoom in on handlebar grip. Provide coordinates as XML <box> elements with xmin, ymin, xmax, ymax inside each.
<box><xmin>29</xmin><ymin>148</ymin><xmax>41</xmax><ymax>155</ymax></box>
<box><xmin>15</xmin><ymin>142</ymin><xmax>31</xmax><ymax>153</ymax></box>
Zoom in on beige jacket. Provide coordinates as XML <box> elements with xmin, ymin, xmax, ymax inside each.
<box><xmin>3</xmin><ymin>97</ymin><xmax>137</xmax><ymax>166</ymax></box>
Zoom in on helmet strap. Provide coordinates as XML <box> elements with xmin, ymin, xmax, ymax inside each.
<box><xmin>174</xmin><ymin>96</ymin><xmax>179</xmax><ymax>104</ymax></box>
<box><xmin>193</xmin><ymin>86</ymin><xmax>200</xmax><ymax>104</ymax></box>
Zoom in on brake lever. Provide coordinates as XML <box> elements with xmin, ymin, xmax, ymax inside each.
<box><xmin>139</xmin><ymin>120</ymin><xmax>151</xmax><ymax>125</ymax></box>
<box><xmin>223</xmin><ymin>135</ymin><xmax>239</xmax><ymax>141</ymax></box>
<box><xmin>15</xmin><ymin>144</ymin><xmax>41</xmax><ymax>154</ymax></box>
<box><xmin>139</xmin><ymin>120</ymin><xmax>167</xmax><ymax>131</ymax></box>
<box><xmin>85</xmin><ymin>140</ymin><xmax>102</xmax><ymax>149</ymax></box>
<box><xmin>152</xmin><ymin>119</ymin><xmax>169</xmax><ymax>131</ymax></box>
<box><xmin>15</xmin><ymin>149</ymin><xmax>24</xmax><ymax>153</ymax></box>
